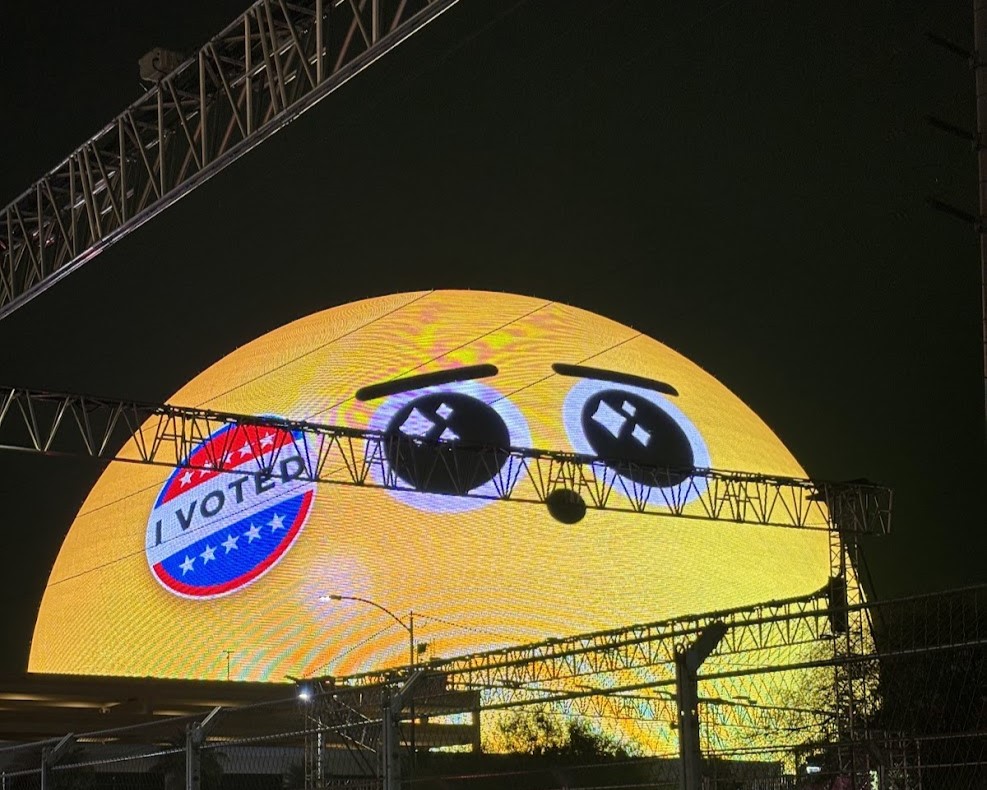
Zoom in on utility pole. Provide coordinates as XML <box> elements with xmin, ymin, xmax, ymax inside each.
<box><xmin>976</xmin><ymin>0</ymin><xmax>987</xmax><ymax>428</ymax></box>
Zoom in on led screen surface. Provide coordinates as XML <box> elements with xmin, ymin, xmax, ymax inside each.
<box><xmin>30</xmin><ymin>290</ymin><xmax>830</xmax><ymax>685</ymax></box>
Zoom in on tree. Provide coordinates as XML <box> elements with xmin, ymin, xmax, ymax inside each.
<box><xmin>547</xmin><ymin>719</ymin><xmax>634</xmax><ymax>760</ymax></box>
<box><xmin>484</xmin><ymin>707</ymin><xmax>635</xmax><ymax>759</ymax></box>
<box><xmin>485</xmin><ymin>708</ymin><xmax>568</xmax><ymax>756</ymax></box>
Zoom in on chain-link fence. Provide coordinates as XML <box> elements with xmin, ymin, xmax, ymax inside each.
<box><xmin>1</xmin><ymin>586</ymin><xmax>983</xmax><ymax>790</ymax></box>
<box><xmin>0</xmin><ymin>698</ymin><xmax>307</xmax><ymax>789</ymax></box>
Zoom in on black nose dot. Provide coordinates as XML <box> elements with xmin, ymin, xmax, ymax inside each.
<box><xmin>546</xmin><ymin>488</ymin><xmax>587</xmax><ymax>524</ymax></box>
<box><xmin>580</xmin><ymin>390</ymin><xmax>694</xmax><ymax>487</ymax></box>
<box><xmin>384</xmin><ymin>392</ymin><xmax>510</xmax><ymax>494</ymax></box>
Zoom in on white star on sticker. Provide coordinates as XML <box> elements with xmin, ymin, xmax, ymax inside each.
<box><xmin>236</xmin><ymin>443</ymin><xmax>254</xmax><ymax>459</ymax></box>
<box><xmin>222</xmin><ymin>533</ymin><xmax>239</xmax><ymax>553</ymax></box>
<box><xmin>260</xmin><ymin>432</ymin><xmax>275</xmax><ymax>448</ymax></box>
<box><xmin>178</xmin><ymin>470</ymin><xmax>194</xmax><ymax>487</ymax></box>
<box><xmin>179</xmin><ymin>555</ymin><xmax>195</xmax><ymax>575</ymax></box>
<box><xmin>244</xmin><ymin>524</ymin><xmax>262</xmax><ymax>542</ymax></box>
<box><xmin>268</xmin><ymin>513</ymin><xmax>285</xmax><ymax>532</ymax></box>
<box><xmin>200</xmin><ymin>544</ymin><xmax>216</xmax><ymax>564</ymax></box>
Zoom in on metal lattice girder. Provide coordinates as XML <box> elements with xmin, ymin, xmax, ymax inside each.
<box><xmin>332</xmin><ymin>592</ymin><xmax>842</xmax><ymax>755</ymax></box>
<box><xmin>305</xmin><ymin>685</ymin><xmax>382</xmax><ymax>783</ymax></box>
<box><xmin>0</xmin><ymin>385</ymin><xmax>892</xmax><ymax>533</ymax></box>
<box><xmin>0</xmin><ymin>0</ymin><xmax>460</xmax><ymax>319</ymax></box>
<box><xmin>332</xmin><ymin>587</ymin><xmax>986</xmax><ymax>751</ymax></box>
<box><xmin>336</xmin><ymin>590</ymin><xmax>836</xmax><ymax>699</ymax></box>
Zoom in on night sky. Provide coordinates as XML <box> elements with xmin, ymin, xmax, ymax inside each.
<box><xmin>0</xmin><ymin>1</ymin><xmax>984</xmax><ymax>678</ymax></box>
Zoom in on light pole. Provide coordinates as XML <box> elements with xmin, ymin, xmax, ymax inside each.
<box><xmin>321</xmin><ymin>593</ymin><xmax>419</xmax><ymax>786</ymax></box>
<box><xmin>320</xmin><ymin>593</ymin><xmax>415</xmax><ymax>670</ymax></box>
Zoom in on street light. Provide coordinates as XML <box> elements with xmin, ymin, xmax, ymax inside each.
<box><xmin>321</xmin><ymin>593</ymin><xmax>421</xmax><ymax>774</ymax></box>
<box><xmin>320</xmin><ymin>593</ymin><xmax>415</xmax><ymax>670</ymax></box>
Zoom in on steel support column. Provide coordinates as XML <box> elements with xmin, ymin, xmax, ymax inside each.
<box><xmin>675</xmin><ymin>622</ymin><xmax>727</xmax><ymax>790</ymax></box>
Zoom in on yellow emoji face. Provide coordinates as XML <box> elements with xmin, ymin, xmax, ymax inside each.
<box><xmin>30</xmin><ymin>291</ymin><xmax>829</xmax><ymax>683</ymax></box>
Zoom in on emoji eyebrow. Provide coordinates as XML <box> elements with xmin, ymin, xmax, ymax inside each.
<box><xmin>552</xmin><ymin>363</ymin><xmax>679</xmax><ymax>397</ymax></box>
<box><xmin>355</xmin><ymin>364</ymin><xmax>499</xmax><ymax>401</ymax></box>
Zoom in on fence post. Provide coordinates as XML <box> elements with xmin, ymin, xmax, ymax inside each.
<box><xmin>382</xmin><ymin>671</ymin><xmax>425</xmax><ymax>790</ymax></box>
<box><xmin>675</xmin><ymin>623</ymin><xmax>727</xmax><ymax>790</ymax></box>
<box><xmin>382</xmin><ymin>687</ymin><xmax>400</xmax><ymax>790</ymax></box>
<box><xmin>40</xmin><ymin>734</ymin><xmax>75</xmax><ymax>790</ymax></box>
<box><xmin>186</xmin><ymin>707</ymin><xmax>222</xmax><ymax>790</ymax></box>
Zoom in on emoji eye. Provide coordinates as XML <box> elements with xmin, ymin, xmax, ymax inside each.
<box><xmin>384</xmin><ymin>392</ymin><xmax>509</xmax><ymax>492</ymax></box>
<box><xmin>561</xmin><ymin>379</ymin><xmax>710</xmax><ymax>505</ymax></box>
<box><xmin>367</xmin><ymin>380</ymin><xmax>532</xmax><ymax>513</ymax></box>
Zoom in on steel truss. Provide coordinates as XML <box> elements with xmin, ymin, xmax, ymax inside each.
<box><xmin>830</xmin><ymin>534</ymin><xmax>876</xmax><ymax>777</ymax></box>
<box><xmin>323</xmin><ymin>586</ymin><xmax>987</xmax><ymax>768</ymax></box>
<box><xmin>0</xmin><ymin>385</ymin><xmax>891</xmax><ymax>533</ymax></box>
<box><xmin>0</xmin><ymin>0</ymin><xmax>460</xmax><ymax>319</ymax></box>
<box><xmin>0</xmin><ymin>588</ymin><xmax>980</xmax><ymax>789</ymax></box>
<box><xmin>324</xmin><ymin>588</ymin><xmax>842</xmax><ymax>749</ymax></box>
<box><xmin>382</xmin><ymin>590</ymin><xmax>835</xmax><ymax>690</ymax></box>
<box><xmin>301</xmin><ymin>685</ymin><xmax>383</xmax><ymax>787</ymax></box>
<box><xmin>298</xmin><ymin>678</ymin><xmax>479</xmax><ymax>788</ymax></box>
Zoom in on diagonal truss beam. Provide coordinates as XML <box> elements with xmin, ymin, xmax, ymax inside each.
<box><xmin>329</xmin><ymin>586</ymin><xmax>987</xmax><ymax>748</ymax></box>
<box><xmin>332</xmin><ymin>589</ymin><xmax>842</xmax><ymax>744</ymax></box>
<box><xmin>0</xmin><ymin>0</ymin><xmax>461</xmax><ymax>319</ymax></box>
<box><xmin>0</xmin><ymin>385</ymin><xmax>892</xmax><ymax>533</ymax></box>
<box><xmin>339</xmin><ymin>589</ymin><xmax>836</xmax><ymax>696</ymax></box>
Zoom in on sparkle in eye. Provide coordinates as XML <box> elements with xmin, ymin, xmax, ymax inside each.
<box><xmin>560</xmin><ymin>377</ymin><xmax>710</xmax><ymax>507</ymax></box>
<box><xmin>367</xmin><ymin>380</ymin><xmax>533</xmax><ymax>515</ymax></box>
<box><xmin>399</xmin><ymin>407</ymin><xmax>434</xmax><ymax>437</ymax></box>
<box><xmin>590</xmin><ymin>400</ymin><xmax>626</xmax><ymax>438</ymax></box>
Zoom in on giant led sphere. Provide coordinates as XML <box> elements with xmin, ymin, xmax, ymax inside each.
<box><xmin>30</xmin><ymin>291</ymin><xmax>829</xmax><ymax>683</ymax></box>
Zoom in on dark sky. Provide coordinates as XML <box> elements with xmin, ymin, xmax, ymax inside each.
<box><xmin>0</xmin><ymin>1</ymin><xmax>984</xmax><ymax>676</ymax></box>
